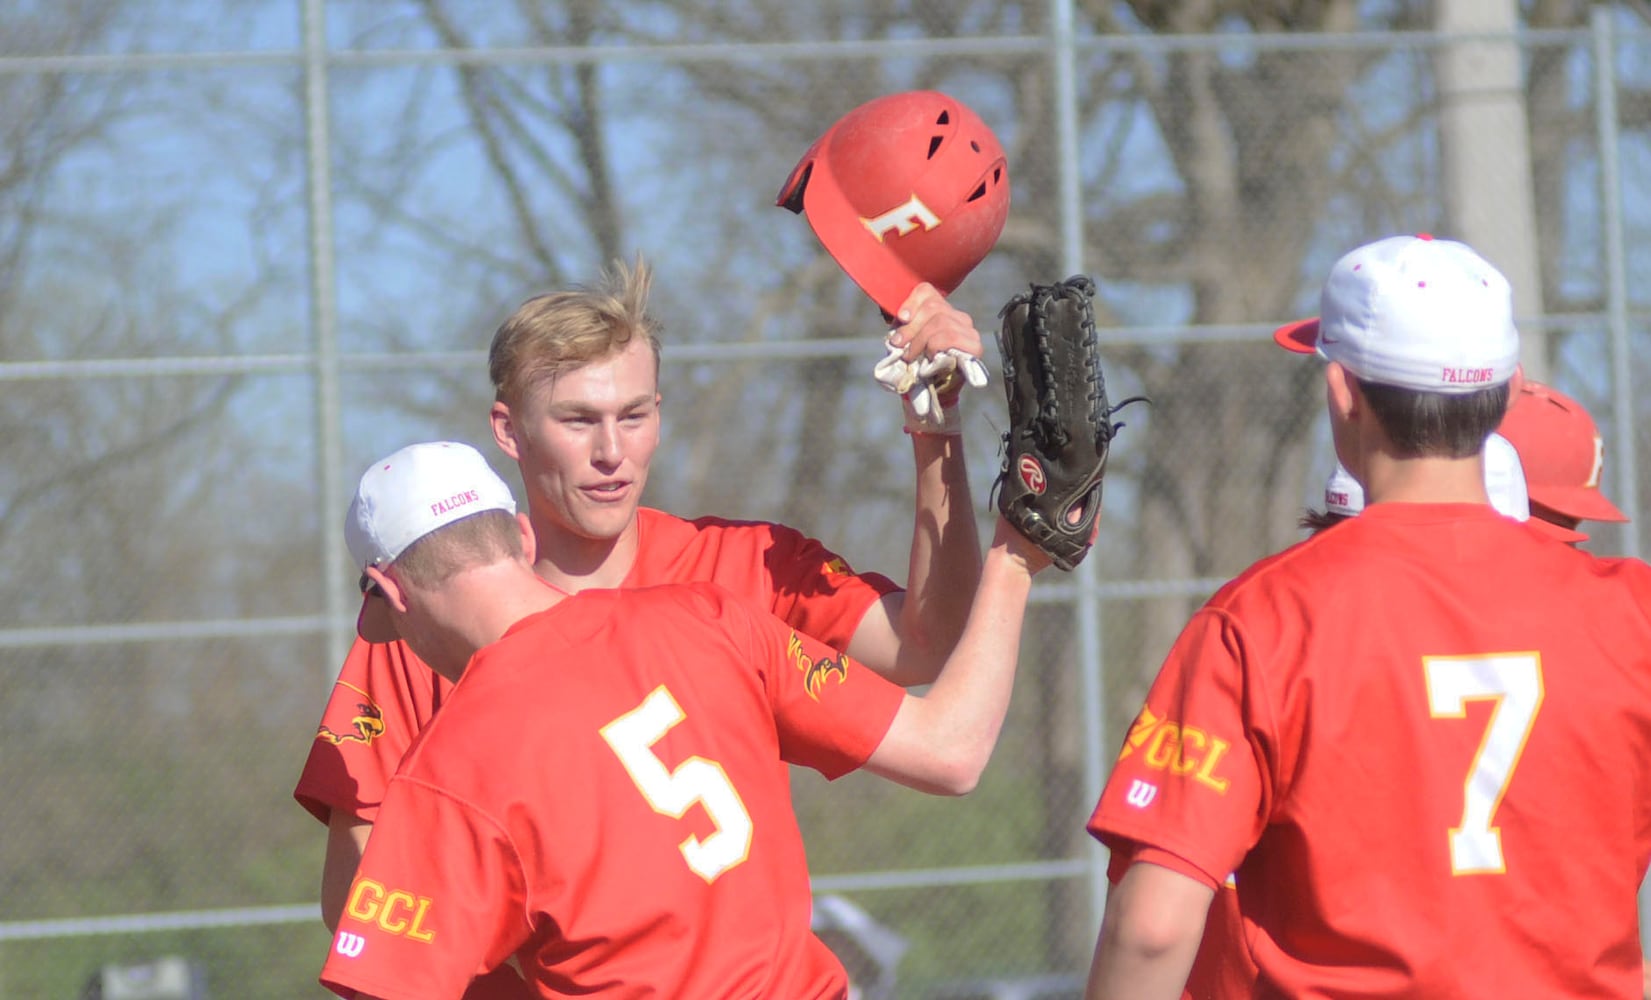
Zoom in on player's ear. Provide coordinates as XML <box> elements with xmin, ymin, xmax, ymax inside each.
<box><xmin>490</xmin><ymin>400</ymin><xmax>521</xmax><ymax>461</ymax></box>
<box><xmin>1325</xmin><ymin>362</ymin><xmax>1358</xmax><ymax>423</ymax></box>
<box><xmin>365</xmin><ymin>566</ymin><xmax>409</xmax><ymax>613</ymax></box>
<box><xmin>1504</xmin><ymin>365</ymin><xmax>1524</xmax><ymax>417</ymax></box>
<box><xmin>356</xmin><ymin>566</ymin><xmax>407</xmax><ymax>644</ymax></box>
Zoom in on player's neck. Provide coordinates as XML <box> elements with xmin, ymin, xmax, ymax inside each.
<box><xmin>432</xmin><ymin>565</ymin><xmax>565</xmax><ymax>684</ymax></box>
<box><xmin>1360</xmin><ymin>451</ymin><xmax>1490</xmax><ymax>507</ymax></box>
<box><xmin>529</xmin><ymin>513</ymin><xmax>641</xmax><ymax>594</ymax></box>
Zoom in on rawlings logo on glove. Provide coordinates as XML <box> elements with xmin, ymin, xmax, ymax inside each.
<box><xmin>993</xmin><ymin>275</ymin><xmax>1146</xmax><ymax>570</ymax></box>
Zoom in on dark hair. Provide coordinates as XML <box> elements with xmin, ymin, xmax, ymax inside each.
<box><xmin>1298</xmin><ymin>508</ymin><xmax>1352</xmax><ymax>536</ymax></box>
<box><xmin>1356</xmin><ymin>379</ymin><xmax>1509</xmax><ymax>459</ymax></box>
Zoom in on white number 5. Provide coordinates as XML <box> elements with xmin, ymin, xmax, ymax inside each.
<box><xmin>1424</xmin><ymin>653</ymin><xmax>1545</xmax><ymax>875</ymax></box>
<box><xmin>599</xmin><ymin>685</ymin><xmax>753</xmax><ymax>882</ymax></box>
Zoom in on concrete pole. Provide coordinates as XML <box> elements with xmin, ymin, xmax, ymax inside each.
<box><xmin>1435</xmin><ymin>0</ymin><xmax>1548</xmax><ymax>381</ymax></box>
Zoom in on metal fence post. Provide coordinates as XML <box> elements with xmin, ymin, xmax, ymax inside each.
<box><xmin>1591</xmin><ymin>4</ymin><xmax>1647</xmax><ymax>957</ymax></box>
<box><xmin>1048</xmin><ymin>0</ymin><xmax>1112</xmax><ymax>946</ymax></box>
<box><xmin>302</xmin><ymin>0</ymin><xmax>349</xmax><ymax>682</ymax></box>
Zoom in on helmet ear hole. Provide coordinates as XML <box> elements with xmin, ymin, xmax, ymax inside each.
<box><xmin>777</xmin><ymin>162</ymin><xmax>812</xmax><ymax>214</ymax></box>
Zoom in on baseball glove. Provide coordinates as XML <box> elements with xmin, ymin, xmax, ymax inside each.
<box><xmin>994</xmin><ymin>275</ymin><xmax>1145</xmax><ymax>570</ymax></box>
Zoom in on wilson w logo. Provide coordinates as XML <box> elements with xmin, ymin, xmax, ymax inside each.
<box><xmin>1125</xmin><ymin>779</ymin><xmax>1158</xmax><ymax>808</ymax></box>
<box><xmin>335</xmin><ymin>932</ymin><xmax>366</xmax><ymax>958</ymax></box>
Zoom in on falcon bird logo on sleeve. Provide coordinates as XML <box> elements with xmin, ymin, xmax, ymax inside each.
<box><xmin>315</xmin><ymin>694</ymin><xmax>386</xmax><ymax>747</ymax></box>
<box><xmin>787</xmin><ymin>632</ymin><xmax>850</xmax><ymax>701</ymax></box>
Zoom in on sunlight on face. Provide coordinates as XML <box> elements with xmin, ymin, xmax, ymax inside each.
<box><xmin>503</xmin><ymin>336</ymin><xmax>661</xmax><ymax>544</ymax></box>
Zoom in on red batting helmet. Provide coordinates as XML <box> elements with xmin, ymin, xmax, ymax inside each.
<box><xmin>1498</xmin><ymin>380</ymin><xmax>1628</xmax><ymax>526</ymax></box>
<box><xmin>776</xmin><ymin>90</ymin><xmax>1010</xmax><ymax>316</ymax></box>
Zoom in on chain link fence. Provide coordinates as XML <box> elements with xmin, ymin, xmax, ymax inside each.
<box><xmin>1</xmin><ymin>2</ymin><xmax>1648</xmax><ymax>996</ymax></box>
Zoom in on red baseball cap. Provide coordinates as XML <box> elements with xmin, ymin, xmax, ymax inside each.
<box><xmin>1497</xmin><ymin>381</ymin><xmax>1628</xmax><ymax>525</ymax></box>
<box><xmin>1524</xmin><ymin>516</ymin><xmax>1589</xmax><ymax>545</ymax></box>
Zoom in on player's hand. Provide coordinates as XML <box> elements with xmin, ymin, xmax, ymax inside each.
<box><xmin>874</xmin><ymin>283</ymin><xmax>988</xmax><ymax>432</ymax></box>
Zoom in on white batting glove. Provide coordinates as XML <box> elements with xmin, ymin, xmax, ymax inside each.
<box><xmin>873</xmin><ymin>335</ymin><xmax>988</xmax><ymax>436</ymax></box>
<box><xmin>873</xmin><ymin>339</ymin><xmax>922</xmax><ymax>395</ymax></box>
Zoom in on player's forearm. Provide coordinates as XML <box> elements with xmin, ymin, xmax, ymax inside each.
<box><xmin>892</xmin><ymin>424</ymin><xmax>983</xmax><ymax>684</ymax></box>
<box><xmin>865</xmin><ymin>526</ymin><xmax>1032</xmax><ymax>794</ymax></box>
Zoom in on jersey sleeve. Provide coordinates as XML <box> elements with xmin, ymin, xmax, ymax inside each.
<box><xmin>762</xmin><ymin>524</ymin><xmax>900</xmax><ymax>652</ymax></box>
<box><xmin>319</xmin><ymin>775</ymin><xmax>530</xmax><ymax>1000</ymax></box>
<box><xmin>736</xmin><ymin>599</ymin><xmax>904</xmax><ymax>780</ymax></box>
<box><xmin>1087</xmin><ymin>607</ymin><xmax>1272</xmax><ymax>888</ymax></box>
<box><xmin>293</xmin><ymin>631</ymin><xmax>447</xmax><ymax>825</ymax></box>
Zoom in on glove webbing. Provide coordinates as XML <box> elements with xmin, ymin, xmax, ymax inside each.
<box><xmin>1029</xmin><ymin>276</ymin><xmax>1106</xmax><ymax>453</ymax></box>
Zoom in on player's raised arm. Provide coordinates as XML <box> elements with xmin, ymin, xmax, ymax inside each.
<box><xmin>859</xmin><ymin>516</ymin><xmax>1045</xmax><ymax>794</ymax></box>
<box><xmin>862</xmin><ymin>277</ymin><xmax>1129</xmax><ymax>794</ymax></box>
<box><xmin>775</xmin><ymin>89</ymin><xmax>1010</xmax><ymax>687</ymax></box>
<box><xmin>848</xmin><ymin>281</ymin><xmax>986</xmax><ymax>686</ymax></box>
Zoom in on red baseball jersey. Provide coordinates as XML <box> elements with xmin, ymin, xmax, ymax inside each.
<box><xmin>296</xmin><ymin>507</ymin><xmax>898</xmax><ymax>824</ymax></box>
<box><xmin>1089</xmin><ymin>503</ymin><xmax>1651</xmax><ymax>998</ymax></box>
<box><xmin>320</xmin><ymin>582</ymin><xmax>904</xmax><ymax>999</ymax></box>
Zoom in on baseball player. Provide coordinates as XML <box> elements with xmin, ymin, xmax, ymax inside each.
<box><xmin>1497</xmin><ymin>379</ymin><xmax>1630</xmax><ymax>544</ymax></box>
<box><xmin>318</xmin><ymin>440</ymin><xmax>1055</xmax><ymax>999</ymax></box>
<box><xmin>295</xmin><ymin>256</ymin><xmax>994</xmax><ymax>996</ymax></box>
<box><xmin>1085</xmin><ymin>234</ymin><xmax>1651</xmax><ymax>999</ymax></box>
<box><xmin>1498</xmin><ymin>379</ymin><xmax>1649</xmax><ymax>999</ymax></box>
<box><xmin>1189</xmin><ymin>432</ymin><xmax>1532</xmax><ymax>1000</ymax></box>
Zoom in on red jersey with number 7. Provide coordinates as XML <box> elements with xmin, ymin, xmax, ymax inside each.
<box><xmin>1089</xmin><ymin>503</ymin><xmax>1651</xmax><ymax>999</ymax></box>
<box><xmin>320</xmin><ymin>582</ymin><xmax>903</xmax><ymax>1000</ymax></box>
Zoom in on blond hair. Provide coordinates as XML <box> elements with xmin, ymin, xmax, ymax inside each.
<box><xmin>393</xmin><ymin>510</ymin><xmax>522</xmax><ymax>589</ymax></box>
<box><xmin>489</xmin><ymin>255</ymin><xmax>663</xmax><ymax>407</ymax></box>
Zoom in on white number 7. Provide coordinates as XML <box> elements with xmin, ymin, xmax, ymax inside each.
<box><xmin>1424</xmin><ymin>653</ymin><xmax>1545</xmax><ymax>875</ymax></box>
<box><xmin>599</xmin><ymin>686</ymin><xmax>753</xmax><ymax>883</ymax></box>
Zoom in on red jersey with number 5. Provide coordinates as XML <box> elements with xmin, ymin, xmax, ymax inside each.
<box><xmin>320</xmin><ymin>582</ymin><xmax>903</xmax><ymax>1000</ymax></box>
<box><xmin>1089</xmin><ymin>503</ymin><xmax>1651</xmax><ymax>999</ymax></box>
<box><xmin>295</xmin><ymin>508</ymin><xmax>898</xmax><ymax>825</ymax></box>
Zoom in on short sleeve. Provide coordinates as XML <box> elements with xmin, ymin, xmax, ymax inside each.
<box><xmin>762</xmin><ymin>525</ymin><xmax>900</xmax><ymax>651</ymax></box>
<box><xmin>1087</xmin><ymin>608</ymin><xmax>1270</xmax><ymax>888</ymax></box>
<box><xmin>294</xmin><ymin>630</ymin><xmax>448</xmax><ymax>824</ymax></box>
<box><xmin>737</xmin><ymin>602</ymin><xmax>904</xmax><ymax>779</ymax></box>
<box><xmin>319</xmin><ymin>776</ymin><xmax>530</xmax><ymax>1000</ymax></box>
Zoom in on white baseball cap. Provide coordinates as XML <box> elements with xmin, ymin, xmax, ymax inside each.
<box><xmin>1481</xmin><ymin>432</ymin><xmax>1530</xmax><ymax>522</ymax></box>
<box><xmin>1322</xmin><ymin>432</ymin><xmax>1529</xmax><ymax>521</ymax></box>
<box><xmin>345</xmin><ymin>441</ymin><xmax>518</xmax><ymax>572</ymax></box>
<box><xmin>1323</xmin><ymin>463</ymin><xmax>1364</xmax><ymax>518</ymax></box>
<box><xmin>1274</xmin><ymin>234</ymin><xmax>1520</xmax><ymax>393</ymax></box>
